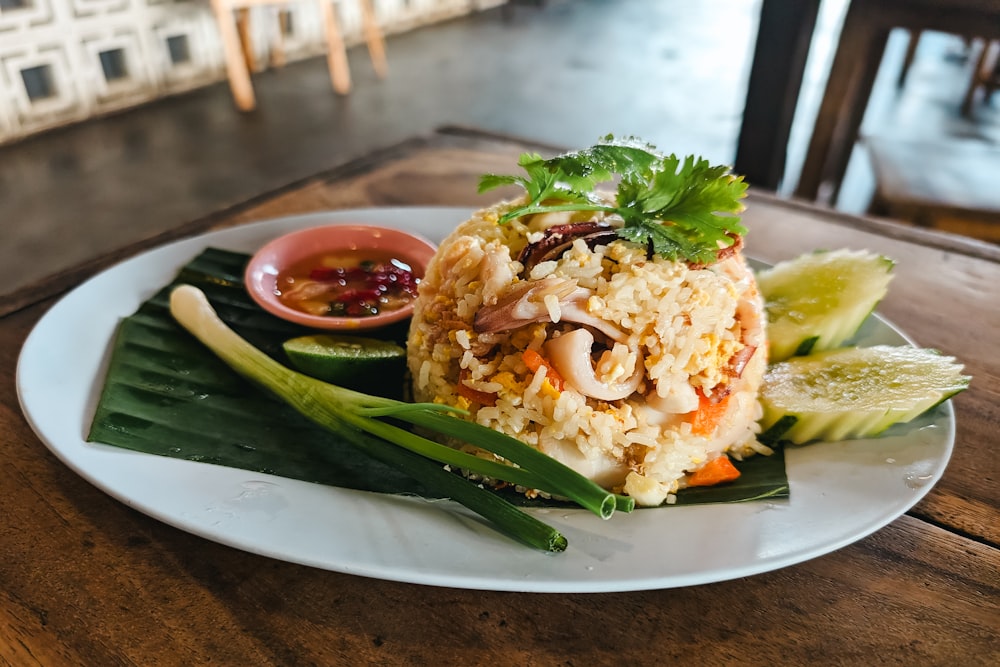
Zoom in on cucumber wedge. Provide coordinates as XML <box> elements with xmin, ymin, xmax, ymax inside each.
<box><xmin>283</xmin><ymin>334</ymin><xmax>407</xmax><ymax>398</ymax></box>
<box><xmin>758</xmin><ymin>249</ymin><xmax>894</xmax><ymax>362</ymax></box>
<box><xmin>758</xmin><ymin>345</ymin><xmax>969</xmax><ymax>444</ymax></box>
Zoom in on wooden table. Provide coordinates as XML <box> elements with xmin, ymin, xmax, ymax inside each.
<box><xmin>3</xmin><ymin>127</ymin><xmax>998</xmax><ymax>665</ymax></box>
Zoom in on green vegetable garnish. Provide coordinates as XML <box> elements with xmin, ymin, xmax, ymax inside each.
<box><xmin>478</xmin><ymin>135</ymin><xmax>749</xmax><ymax>265</ymax></box>
<box><xmin>169</xmin><ymin>284</ymin><xmax>632</xmax><ymax>552</ymax></box>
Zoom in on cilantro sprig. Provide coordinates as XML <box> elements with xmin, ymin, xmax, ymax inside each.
<box><xmin>478</xmin><ymin>136</ymin><xmax>749</xmax><ymax>265</ymax></box>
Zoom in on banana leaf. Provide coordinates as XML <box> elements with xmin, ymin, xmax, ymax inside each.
<box><xmin>87</xmin><ymin>248</ymin><xmax>789</xmax><ymax>507</ymax></box>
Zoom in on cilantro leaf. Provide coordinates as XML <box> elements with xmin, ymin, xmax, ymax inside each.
<box><xmin>478</xmin><ymin>137</ymin><xmax>748</xmax><ymax>264</ymax></box>
<box><xmin>477</xmin><ymin>174</ymin><xmax>524</xmax><ymax>192</ymax></box>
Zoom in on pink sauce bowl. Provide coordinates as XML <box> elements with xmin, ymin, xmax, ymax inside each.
<box><xmin>244</xmin><ymin>223</ymin><xmax>438</xmax><ymax>331</ymax></box>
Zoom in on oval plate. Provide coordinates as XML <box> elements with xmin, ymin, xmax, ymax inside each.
<box><xmin>16</xmin><ymin>207</ymin><xmax>955</xmax><ymax>592</ymax></box>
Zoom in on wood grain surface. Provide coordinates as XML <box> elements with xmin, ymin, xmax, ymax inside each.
<box><xmin>3</xmin><ymin>128</ymin><xmax>997</xmax><ymax>666</ymax></box>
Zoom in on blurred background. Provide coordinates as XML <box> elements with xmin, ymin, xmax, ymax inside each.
<box><xmin>1</xmin><ymin>0</ymin><xmax>998</xmax><ymax>299</ymax></box>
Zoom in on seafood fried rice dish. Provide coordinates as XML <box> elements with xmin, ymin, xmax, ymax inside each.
<box><xmin>406</xmin><ymin>139</ymin><xmax>770</xmax><ymax>506</ymax></box>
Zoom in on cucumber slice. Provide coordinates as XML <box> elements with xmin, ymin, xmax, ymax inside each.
<box><xmin>283</xmin><ymin>334</ymin><xmax>406</xmax><ymax>398</ymax></box>
<box><xmin>758</xmin><ymin>249</ymin><xmax>894</xmax><ymax>362</ymax></box>
<box><xmin>758</xmin><ymin>345</ymin><xmax>969</xmax><ymax>444</ymax></box>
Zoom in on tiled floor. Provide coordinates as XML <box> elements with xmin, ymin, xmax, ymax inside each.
<box><xmin>2</xmin><ymin>0</ymin><xmax>997</xmax><ymax>300</ymax></box>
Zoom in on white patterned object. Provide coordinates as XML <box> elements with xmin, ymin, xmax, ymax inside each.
<box><xmin>0</xmin><ymin>0</ymin><xmax>501</xmax><ymax>144</ymax></box>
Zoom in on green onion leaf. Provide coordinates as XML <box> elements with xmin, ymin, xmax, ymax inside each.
<box><xmin>190</xmin><ymin>315</ymin><xmax>618</xmax><ymax>520</ymax></box>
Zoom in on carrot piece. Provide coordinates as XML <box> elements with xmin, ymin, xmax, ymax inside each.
<box><xmin>690</xmin><ymin>389</ymin><xmax>730</xmax><ymax>436</ymax></box>
<box><xmin>457</xmin><ymin>369</ymin><xmax>498</xmax><ymax>406</ymax></box>
<box><xmin>686</xmin><ymin>455</ymin><xmax>741</xmax><ymax>487</ymax></box>
<box><xmin>522</xmin><ymin>349</ymin><xmax>564</xmax><ymax>392</ymax></box>
<box><xmin>522</xmin><ymin>349</ymin><xmax>546</xmax><ymax>374</ymax></box>
<box><xmin>457</xmin><ymin>382</ymin><xmax>497</xmax><ymax>407</ymax></box>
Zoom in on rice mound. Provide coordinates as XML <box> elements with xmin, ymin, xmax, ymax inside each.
<box><xmin>406</xmin><ymin>198</ymin><xmax>769</xmax><ymax>506</ymax></box>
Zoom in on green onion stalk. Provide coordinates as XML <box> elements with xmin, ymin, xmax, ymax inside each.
<box><xmin>169</xmin><ymin>285</ymin><xmax>634</xmax><ymax>552</ymax></box>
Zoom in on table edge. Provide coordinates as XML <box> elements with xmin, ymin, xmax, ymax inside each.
<box><xmin>3</xmin><ymin>126</ymin><xmax>997</xmax><ymax>319</ymax></box>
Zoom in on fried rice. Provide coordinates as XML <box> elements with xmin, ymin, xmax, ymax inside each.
<box><xmin>406</xmin><ymin>197</ymin><xmax>769</xmax><ymax>506</ymax></box>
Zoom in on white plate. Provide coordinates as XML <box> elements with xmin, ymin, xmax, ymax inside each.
<box><xmin>16</xmin><ymin>207</ymin><xmax>955</xmax><ymax>592</ymax></box>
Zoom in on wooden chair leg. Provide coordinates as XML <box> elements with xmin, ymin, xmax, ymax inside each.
<box><xmin>320</xmin><ymin>0</ymin><xmax>352</xmax><ymax>94</ymax></box>
<box><xmin>210</xmin><ymin>0</ymin><xmax>257</xmax><ymax>111</ymax></box>
<box><xmin>962</xmin><ymin>39</ymin><xmax>990</xmax><ymax>116</ymax></box>
<box><xmin>235</xmin><ymin>8</ymin><xmax>257</xmax><ymax>73</ymax></box>
<box><xmin>359</xmin><ymin>0</ymin><xmax>388</xmax><ymax>79</ymax></box>
<box><xmin>897</xmin><ymin>29</ymin><xmax>921</xmax><ymax>88</ymax></box>
<box><xmin>794</xmin><ymin>0</ymin><xmax>889</xmax><ymax>204</ymax></box>
<box><xmin>987</xmin><ymin>45</ymin><xmax>1000</xmax><ymax>100</ymax></box>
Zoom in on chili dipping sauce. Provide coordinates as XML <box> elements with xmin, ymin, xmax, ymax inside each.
<box><xmin>275</xmin><ymin>251</ymin><xmax>419</xmax><ymax>318</ymax></box>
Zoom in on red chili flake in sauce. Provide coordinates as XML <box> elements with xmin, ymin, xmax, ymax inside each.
<box><xmin>276</xmin><ymin>255</ymin><xmax>419</xmax><ymax>318</ymax></box>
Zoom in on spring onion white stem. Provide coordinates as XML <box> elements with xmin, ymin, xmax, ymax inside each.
<box><xmin>169</xmin><ymin>284</ymin><xmax>625</xmax><ymax>550</ymax></box>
